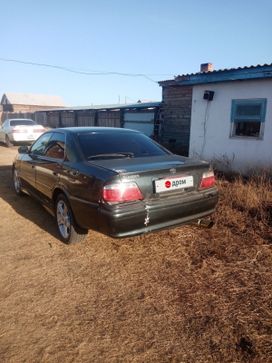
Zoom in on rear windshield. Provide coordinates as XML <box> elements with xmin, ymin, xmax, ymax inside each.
<box><xmin>10</xmin><ymin>120</ymin><xmax>36</xmax><ymax>126</ymax></box>
<box><xmin>78</xmin><ymin>132</ymin><xmax>169</xmax><ymax>159</ymax></box>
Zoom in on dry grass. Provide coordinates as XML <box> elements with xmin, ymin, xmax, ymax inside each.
<box><xmin>183</xmin><ymin>173</ymin><xmax>272</xmax><ymax>362</ymax></box>
<box><xmin>215</xmin><ymin>173</ymin><xmax>272</xmax><ymax>241</ymax></box>
<box><xmin>0</xmin><ymin>146</ymin><xmax>271</xmax><ymax>363</ymax></box>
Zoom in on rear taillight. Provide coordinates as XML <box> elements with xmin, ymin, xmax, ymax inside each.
<box><xmin>103</xmin><ymin>182</ymin><xmax>143</xmax><ymax>203</ymax></box>
<box><xmin>199</xmin><ymin>170</ymin><xmax>216</xmax><ymax>189</ymax></box>
<box><xmin>34</xmin><ymin>128</ymin><xmax>45</xmax><ymax>133</ymax></box>
<box><xmin>12</xmin><ymin>127</ymin><xmax>25</xmax><ymax>133</ymax></box>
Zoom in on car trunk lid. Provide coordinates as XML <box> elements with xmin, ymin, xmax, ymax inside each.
<box><xmin>89</xmin><ymin>155</ymin><xmax>211</xmax><ymax>199</ymax></box>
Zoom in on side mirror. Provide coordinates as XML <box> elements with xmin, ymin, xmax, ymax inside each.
<box><xmin>18</xmin><ymin>145</ymin><xmax>29</xmax><ymax>154</ymax></box>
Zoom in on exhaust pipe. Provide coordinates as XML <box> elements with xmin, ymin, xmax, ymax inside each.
<box><xmin>194</xmin><ymin>218</ymin><xmax>214</xmax><ymax>229</ymax></box>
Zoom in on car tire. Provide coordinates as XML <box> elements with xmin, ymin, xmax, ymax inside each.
<box><xmin>12</xmin><ymin>168</ymin><xmax>24</xmax><ymax>196</ymax></box>
<box><xmin>55</xmin><ymin>193</ymin><xmax>87</xmax><ymax>244</ymax></box>
<box><xmin>5</xmin><ymin>135</ymin><xmax>12</xmax><ymax>147</ymax></box>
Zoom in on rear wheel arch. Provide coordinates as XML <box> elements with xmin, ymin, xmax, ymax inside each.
<box><xmin>52</xmin><ymin>187</ymin><xmax>73</xmax><ymax>217</ymax></box>
<box><xmin>52</xmin><ymin>188</ymin><xmax>88</xmax><ymax>243</ymax></box>
<box><xmin>52</xmin><ymin>187</ymin><xmax>68</xmax><ymax>205</ymax></box>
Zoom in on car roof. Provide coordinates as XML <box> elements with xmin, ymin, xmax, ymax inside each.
<box><xmin>55</xmin><ymin>127</ymin><xmax>141</xmax><ymax>134</ymax></box>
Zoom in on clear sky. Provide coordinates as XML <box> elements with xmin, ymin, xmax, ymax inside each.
<box><xmin>1</xmin><ymin>0</ymin><xmax>271</xmax><ymax>106</ymax></box>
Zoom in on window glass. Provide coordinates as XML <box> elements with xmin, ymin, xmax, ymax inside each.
<box><xmin>31</xmin><ymin>132</ymin><xmax>52</xmax><ymax>155</ymax></box>
<box><xmin>231</xmin><ymin>99</ymin><xmax>266</xmax><ymax>138</ymax></box>
<box><xmin>44</xmin><ymin>132</ymin><xmax>65</xmax><ymax>159</ymax></box>
<box><xmin>10</xmin><ymin>120</ymin><xmax>36</xmax><ymax>126</ymax></box>
<box><xmin>65</xmin><ymin>133</ymin><xmax>77</xmax><ymax>162</ymax></box>
<box><xmin>236</xmin><ymin>104</ymin><xmax>262</xmax><ymax>117</ymax></box>
<box><xmin>78</xmin><ymin>131</ymin><xmax>169</xmax><ymax>160</ymax></box>
<box><xmin>233</xmin><ymin>121</ymin><xmax>261</xmax><ymax>137</ymax></box>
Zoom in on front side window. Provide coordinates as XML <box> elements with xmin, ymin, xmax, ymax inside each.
<box><xmin>230</xmin><ymin>99</ymin><xmax>267</xmax><ymax>138</ymax></box>
<box><xmin>44</xmin><ymin>132</ymin><xmax>66</xmax><ymax>160</ymax></box>
<box><xmin>31</xmin><ymin>132</ymin><xmax>53</xmax><ymax>155</ymax></box>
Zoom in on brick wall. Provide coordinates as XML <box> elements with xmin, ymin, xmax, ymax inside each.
<box><xmin>160</xmin><ymin>85</ymin><xmax>192</xmax><ymax>156</ymax></box>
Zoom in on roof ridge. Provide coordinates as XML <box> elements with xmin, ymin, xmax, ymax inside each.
<box><xmin>174</xmin><ymin>63</ymin><xmax>272</xmax><ymax>79</ymax></box>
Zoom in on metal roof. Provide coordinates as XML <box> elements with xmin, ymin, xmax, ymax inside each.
<box><xmin>1</xmin><ymin>93</ymin><xmax>65</xmax><ymax>106</ymax></box>
<box><xmin>35</xmin><ymin>102</ymin><xmax>161</xmax><ymax>113</ymax></box>
<box><xmin>159</xmin><ymin>63</ymin><xmax>272</xmax><ymax>87</ymax></box>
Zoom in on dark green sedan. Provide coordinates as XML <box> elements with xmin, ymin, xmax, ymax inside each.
<box><xmin>12</xmin><ymin>127</ymin><xmax>218</xmax><ymax>244</ymax></box>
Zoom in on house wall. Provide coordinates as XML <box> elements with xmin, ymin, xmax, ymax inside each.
<box><xmin>189</xmin><ymin>79</ymin><xmax>272</xmax><ymax>173</ymax></box>
<box><xmin>161</xmin><ymin>86</ymin><xmax>192</xmax><ymax>155</ymax></box>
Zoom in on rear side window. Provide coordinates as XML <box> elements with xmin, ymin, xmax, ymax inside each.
<box><xmin>78</xmin><ymin>132</ymin><xmax>169</xmax><ymax>159</ymax></box>
<box><xmin>10</xmin><ymin>120</ymin><xmax>36</xmax><ymax>126</ymax></box>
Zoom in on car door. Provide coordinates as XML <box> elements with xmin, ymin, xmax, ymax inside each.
<box><xmin>19</xmin><ymin>132</ymin><xmax>53</xmax><ymax>193</ymax></box>
<box><xmin>34</xmin><ymin>132</ymin><xmax>66</xmax><ymax>206</ymax></box>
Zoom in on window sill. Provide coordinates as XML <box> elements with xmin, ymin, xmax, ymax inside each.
<box><xmin>229</xmin><ymin>135</ymin><xmax>264</xmax><ymax>141</ymax></box>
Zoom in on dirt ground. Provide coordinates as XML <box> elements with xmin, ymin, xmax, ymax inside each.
<box><xmin>0</xmin><ymin>145</ymin><xmax>271</xmax><ymax>363</ymax></box>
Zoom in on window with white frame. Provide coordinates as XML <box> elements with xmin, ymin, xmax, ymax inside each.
<box><xmin>230</xmin><ymin>99</ymin><xmax>267</xmax><ymax>138</ymax></box>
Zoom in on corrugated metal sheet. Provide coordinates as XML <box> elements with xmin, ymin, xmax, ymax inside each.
<box><xmin>159</xmin><ymin>63</ymin><xmax>272</xmax><ymax>86</ymax></box>
<box><xmin>35</xmin><ymin>102</ymin><xmax>161</xmax><ymax>113</ymax></box>
<box><xmin>177</xmin><ymin>63</ymin><xmax>272</xmax><ymax>77</ymax></box>
<box><xmin>124</xmin><ymin>111</ymin><xmax>155</xmax><ymax>136</ymax></box>
<box><xmin>61</xmin><ymin>112</ymin><xmax>75</xmax><ymax>127</ymax></box>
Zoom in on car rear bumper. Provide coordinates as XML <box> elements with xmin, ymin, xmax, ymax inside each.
<box><xmin>97</xmin><ymin>188</ymin><xmax>219</xmax><ymax>237</ymax></box>
<box><xmin>9</xmin><ymin>133</ymin><xmax>42</xmax><ymax>142</ymax></box>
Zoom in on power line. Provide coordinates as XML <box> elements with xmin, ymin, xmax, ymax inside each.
<box><xmin>0</xmin><ymin>57</ymin><xmax>173</xmax><ymax>83</ymax></box>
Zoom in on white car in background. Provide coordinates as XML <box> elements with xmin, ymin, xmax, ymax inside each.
<box><xmin>0</xmin><ymin>119</ymin><xmax>46</xmax><ymax>147</ymax></box>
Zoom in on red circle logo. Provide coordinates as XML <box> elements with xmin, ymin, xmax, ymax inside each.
<box><xmin>165</xmin><ymin>180</ymin><xmax>171</xmax><ymax>188</ymax></box>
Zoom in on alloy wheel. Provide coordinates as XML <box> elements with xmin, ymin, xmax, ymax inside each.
<box><xmin>56</xmin><ymin>199</ymin><xmax>71</xmax><ymax>239</ymax></box>
<box><xmin>13</xmin><ymin>169</ymin><xmax>22</xmax><ymax>194</ymax></box>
